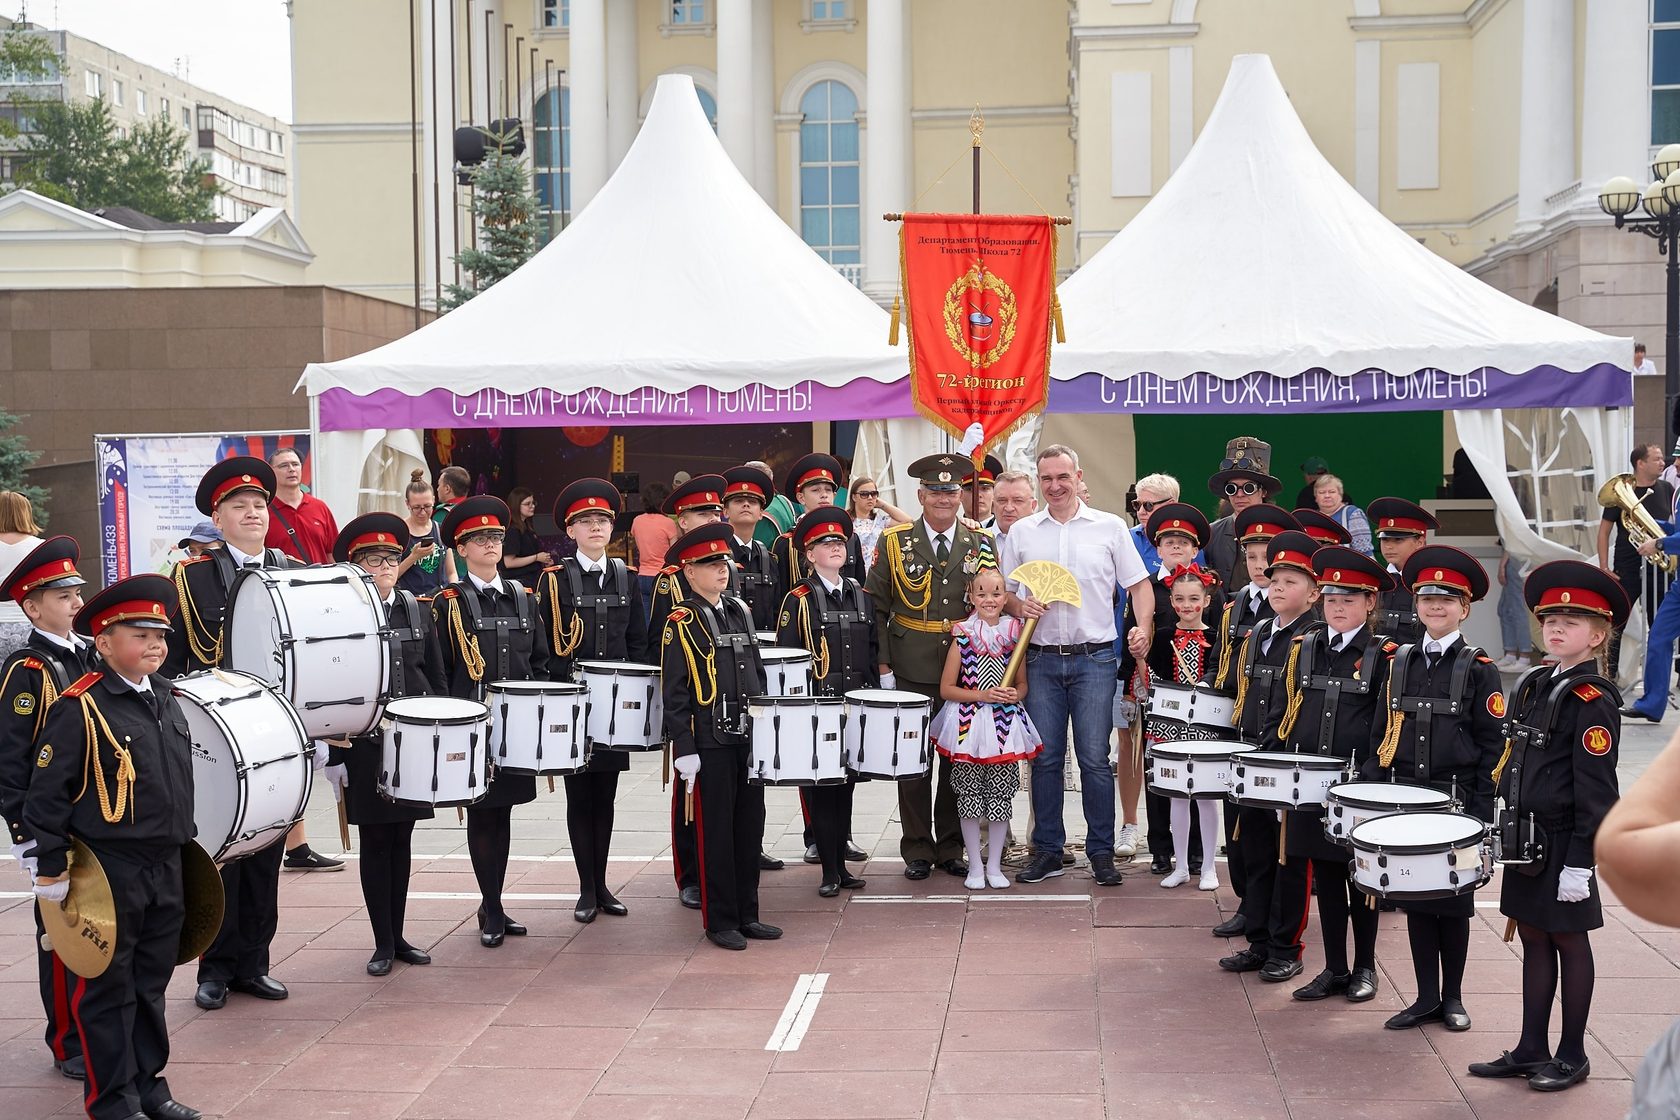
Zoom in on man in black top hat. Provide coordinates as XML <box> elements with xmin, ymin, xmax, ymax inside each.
<box><xmin>1205</xmin><ymin>436</ymin><xmax>1284</xmax><ymax>589</ymax></box>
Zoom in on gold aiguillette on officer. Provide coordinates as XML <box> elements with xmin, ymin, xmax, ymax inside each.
<box><xmin>1002</xmin><ymin>561</ymin><xmax>1082</xmax><ymax>687</ymax></box>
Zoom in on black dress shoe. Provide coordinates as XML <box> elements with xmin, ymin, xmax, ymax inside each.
<box><xmin>741</xmin><ymin>921</ymin><xmax>783</xmax><ymax>940</ymax></box>
<box><xmin>1442</xmin><ymin>998</ymin><xmax>1472</xmax><ymax>1032</ymax></box>
<box><xmin>1292</xmin><ymin>969</ymin><xmax>1350</xmax><ymax>1001</ymax></box>
<box><xmin>818</xmin><ymin>881</ymin><xmax>841</xmax><ymax>898</ymax></box>
<box><xmin>1218</xmin><ymin>947</ymin><xmax>1267</xmax><ymax>973</ymax></box>
<box><xmin>707</xmin><ymin>929</ymin><xmax>748</xmax><ymax>950</ymax></box>
<box><xmin>845</xmin><ymin>842</ymin><xmax>868</xmax><ymax>862</ymax></box>
<box><xmin>503</xmin><ymin>918</ymin><xmax>527</xmax><ymax>936</ymax></box>
<box><xmin>904</xmin><ymin>859</ymin><xmax>932</xmax><ymax>880</ymax></box>
<box><xmin>394</xmin><ymin>946</ymin><xmax>431</xmax><ymax>966</ymax></box>
<box><xmin>230</xmin><ymin>975</ymin><xmax>288</xmax><ymax>1001</ymax></box>
<box><xmin>1529</xmin><ymin>1058</ymin><xmax>1590</xmax><ymax>1091</ymax></box>
<box><xmin>1148</xmin><ymin>854</ymin><xmax>1173</xmax><ymax>875</ymax></box>
<box><xmin>144</xmin><ymin>1101</ymin><xmax>203</xmax><ymax>1120</ymax></box>
<box><xmin>1620</xmin><ymin>705</ymin><xmax>1662</xmax><ymax>723</ymax></box>
<box><xmin>804</xmin><ymin>844</ymin><xmax>821</xmax><ymax>864</ymax></box>
<box><xmin>679</xmin><ymin>885</ymin><xmax>702</xmax><ymax>909</ymax></box>
<box><xmin>1344</xmin><ymin>966</ymin><xmax>1379</xmax><ymax>1003</ymax></box>
<box><xmin>194</xmin><ymin>981</ymin><xmax>227</xmax><ymax>1010</ymax></box>
<box><xmin>366</xmin><ymin>958</ymin><xmax>393</xmax><ymax>976</ymax></box>
<box><xmin>54</xmin><ymin>1054</ymin><xmax>85</xmax><ymax>1080</ymax></box>
<box><xmin>574</xmin><ymin>904</ymin><xmax>598</xmax><ymax>924</ymax></box>
<box><xmin>597</xmin><ymin>892</ymin><xmax>629</xmax><ymax>917</ymax></box>
<box><xmin>1385</xmin><ymin>1002</ymin><xmax>1444</xmax><ymax>1030</ymax></box>
<box><xmin>1468</xmin><ymin>1051</ymin><xmax>1550</xmax><ymax>1079</ymax></box>
<box><xmin>839</xmin><ymin>874</ymin><xmax>866</xmax><ymax>889</ymax></box>
<box><xmin>1212</xmin><ymin>915</ymin><xmax>1246</xmax><ymax>938</ymax></box>
<box><xmin>479</xmin><ymin>929</ymin><xmax>504</xmax><ymax>948</ymax></box>
<box><xmin>940</xmin><ymin>858</ymin><xmax>969</xmax><ymax>877</ymax></box>
<box><xmin>759</xmin><ymin>852</ymin><xmax>784</xmax><ymax>870</ymax></box>
<box><xmin>1260</xmin><ymin>958</ymin><xmax>1304</xmax><ymax>983</ymax></box>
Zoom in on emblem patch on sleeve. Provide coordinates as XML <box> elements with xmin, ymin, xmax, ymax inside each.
<box><xmin>1582</xmin><ymin>726</ymin><xmax>1612</xmax><ymax>756</ymax></box>
<box><xmin>1487</xmin><ymin>693</ymin><xmax>1506</xmax><ymax>718</ymax></box>
<box><xmin>13</xmin><ymin>692</ymin><xmax>34</xmax><ymax>715</ymax></box>
<box><xmin>35</xmin><ymin>744</ymin><xmax>51</xmax><ymax>768</ymax></box>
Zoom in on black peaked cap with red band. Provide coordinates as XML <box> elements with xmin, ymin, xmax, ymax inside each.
<box><xmin>663</xmin><ymin>474</ymin><xmax>727</xmax><ymax>516</ymax></box>
<box><xmin>722</xmin><ymin>466</ymin><xmax>773</xmax><ymax>506</ymax></box>
<box><xmin>793</xmin><ymin>505</ymin><xmax>853</xmax><ymax>550</ymax></box>
<box><xmin>3</xmin><ymin>535</ymin><xmax>86</xmax><ymax>603</ymax></box>
<box><xmin>75</xmin><ymin>573</ymin><xmax>175</xmax><ymax>638</ymax></box>
<box><xmin>669</xmin><ymin>521</ymin><xmax>735</xmax><ymax>566</ymax></box>
<box><xmin>441</xmin><ymin>495</ymin><xmax>510</xmax><ymax>548</ymax></box>
<box><xmin>195</xmin><ymin>456</ymin><xmax>275</xmax><ymax>516</ymax></box>
<box><xmin>1292</xmin><ymin>508</ymin><xmax>1353</xmax><ymax>546</ymax></box>
<box><xmin>555</xmin><ymin>478</ymin><xmax>622</xmax><ymax>524</ymax></box>
<box><xmin>1402</xmin><ymin>544</ymin><xmax>1489</xmax><ymax>603</ymax></box>
<box><xmin>1234</xmin><ymin>504</ymin><xmax>1298</xmax><ymax>545</ymax></box>
<box><xmin>783</xmin><ymin>453</ymin><xmax>842</xmax><ymax>501</ymax></box>
<box><xmin>1145</xmin><ymin>503</ymin><xmax>1210</xmax><ymax>548</ymax></box>
<box><xmin>1366</xmin><ymin>496</ymin><xmax>1439</xmax><ymax>539</ymax></box>
<box><xmin>1264</xmin><ymin>530</ymin><xmax>1320</xmax><ymax>579</ymax></box>
<box><xmin>960</xmin><ymin>455</ymin><xmax>1004</xmax><ymax>487</ymax></box>
<box><xmin>1311</xmin><ymin>546</ymin><xmax>1392</xmax><ymax>594</ymax></box>
<box><xmin>1524</xmin><ymin>559</ymin><xmax>1631</xmax><ymax>630</ymax></box>
<box><xmin>334</xmin><ymin>513</ymin><xmax>409</xmax><ymax>563</ymax></box>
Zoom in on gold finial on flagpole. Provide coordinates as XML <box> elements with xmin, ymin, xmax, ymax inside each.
<box><xmin>970</xmin><ymin>104</ymin><xmax>984</xmax><ymax>148</ymax></box>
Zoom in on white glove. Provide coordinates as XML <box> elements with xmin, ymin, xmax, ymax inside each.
<box><xmin>11</xmin><ymin>840</ymin><xmax>37</xmax><ymax>884</ymax></box>
<box><xmin>957</xmin><ymin>422</ymin><xmax>985</xmax><ymax>456</ymax></box>
<box><xmin>32</xmin><ymin>878</ymin><xmax>68</xmax><ymax>903</ymax></box>
<box><xmin>310</xmin><ymin>740</ymin><xmax>329</xmax><ymax>770</ymax></box>
<box><xmin>1558</xmin><ymin>865</ymin><xmax>1593</xmax><ymax>903</ymax></box>
<box><xmin>674</xmin><ymin>753</ymin><xmax>701</xmax><ymax>781</ymax></box>
<box><xmin>324</xmin><ymin>764</ymin><xmax>349</xmax><ymax>798</ymax></box>
<box><xmin>879</xmin><ymin>671</ymin><xmax>897</xmax><ymax>690</ymax></box>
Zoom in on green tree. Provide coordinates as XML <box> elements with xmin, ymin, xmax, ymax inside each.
<box><xmin>0</xmin><ymin>30</ymin><xmax>56</xmax><ymax>144</ymax></box>
<box><xmin>0</xmin><ymin>408</ymin><xmax>47</xmax><ymax>526</ymax></box>
<box><xmin>443</xmin><ymin>133</ymin><xmax>542</xmax><ymax>309</ymax></box>
<box><xmin>15</xmin><ymin>97</ymin><xmax>220</xmax><ymax>221</ymax></box>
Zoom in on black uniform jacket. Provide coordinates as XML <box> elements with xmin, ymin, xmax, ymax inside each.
<box><xmin>1210</xmin><ymin>583</ymin><xmax>1274</xmax><ymax>696</ymax></box>
<box><xmin>537</xmin><ymin>556</ymin><xmax>650</xmax><ymax>773</ymax></box>
<box><xmin>1281</xmin><ymin>623</ymin><xmax>1394</xmax><ymax>767</ymax></box>
<box><xmin>661</xmin><ymin>596</ymin><xmax>766</xmax><ymax>758</ymax></box>
<box><xmin>25</xmin><ymin>672</ymin><xmax>194</xmax><ymax>877</ymax></box>
<box><xmin>775</xmin><ymin>575</ymin><xmax>879</xmax><ymax>697</ymax></box>
<box><xmin>730</xmin><ymin>537</ymin><xmax>781</xmax><ymax>631</ymax></box>
<box><xmin>1</xmin><ymin>632</ymin><xmax>98</xmax><ymax>847</ymax></box>
<box><xmin>163</xmin><ymin>546</ymin><xmax>299</xmax><ymax>677</ymax></box>
<box><xmin>1234</xmin><ymin>612</ymin><xmax>1315</xmax><ymax>748</ymax></box>
<box><xmin>1498</xmin><ymin>660</ymin><xmax>1620</xmax><ymax>868</ymax></box>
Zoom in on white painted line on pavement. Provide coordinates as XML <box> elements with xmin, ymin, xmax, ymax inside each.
<box><xmin>849</xmin><ymin>892</ymin><xmax>1094</xmax><ymax>903</ymax></box>
<box><xmin>408</xmin><ymin>891</ymin><xmax>580</xmax><ymax>901</ymax></box>
<box><xmin>765</xmin><ymin>972</ymin><xmax>828</xmax><ymax>1051</ymax></box>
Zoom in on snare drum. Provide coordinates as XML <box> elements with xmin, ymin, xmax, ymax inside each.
<box><xmin>379</xmin><ymin>696</ymin><xmax>490</xmax><ymax>807</ymax></box>
<box><xmin>748</xmin><ymin>696</ymin><xmax>847</xmax><ymax>785</ymax></box>
<box><xmin>1348</xmin><ymin>811</ymin><xmax>1490</xmax><ymax>900</ymax></box>
<box><xmin>760</xmin><ymin>647</ymin><xmax>813</xmax><ymax>697</ymax></box>
<box><xmin>224</xmin><ymin>563</ymin><xmax>392</xmax><ymax>739</ymax></box>
<box><xmin>1145</xmin><ymin>740</ymin><xmax>1256</xmax><ymax>800</ymax></box>
<box><xmin>1146</xmin><ymin>683</ymin><xmax>1237</xmax><ymax>731</ymax></box>
<box><xmin>1231</xmin><ymin>751</ymin><xmax>1349</xmax><ymax>809</ymax></box>
<box><xmin>486</xmin><ymin>681</ymin><xmax>588</xmax><ymax>775</ymax></box>
<box><xmin>755</xmin><ymin>630</ymin><xmax>780</xmax><ymax>647</ymax></box>
<box><xmin>578</xmin><ymin>661</ymin><xmax>663</xmax><ymax>750</ymax></box>
<box><xmin>175</xmin><ymin>670</ymin><xmax>314</xmax><ymax>864</ymax></box>
<box><xmin>844</xmin><ymin>689</ymin><xmax>931</xmax><ymax>781</ymax></box>
<box><xmin>1323</xmin><ymin>781</ymin><xmax>1452</xmax><ymax>846</ymax></box>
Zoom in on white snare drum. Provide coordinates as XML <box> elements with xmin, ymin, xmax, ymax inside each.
<box><xmin>1348</xmin><ymin>811</ymin><xmax>1491</xmax><ymax>900</ymax></box>
<box><xmin>844</xmin><ymin>689</ymin><xmax>931</xmax><ymax>781</ymax></box>
<box><xmin>1146</xmin><ymin>683</ymin><xmax>1236</xmax><ymax>731</ymax></box>
<box><xmin>748</xmin><ymin>696</ymin><xmax>847</xmax><ymax>785</ymax></box>
<box><xmin>578</xmin><ymin>661</ymin><xmax>663</xmax><ymax>750</ymax></box>
<box><xmin>224</xmin><ymin>563</ymin><xmax>391</xmax><ymax>739</ymax></box>
<box><xmin>175</xmin><ymin>670</ymin><xmax>314</xmax><ymax>865</ymax></box>
<box><xmin>1231</xmin><ymin>751</ymin><xmax>1349</xmax><ymax>809</ymax></box>
<box><xmin>756</xmin><ymin>630</ymin><xmax>780</xmax><ymax>647</ymax></box>
<box><xmin>1323</xmin><ymin>782</ymin><xmax>1452</xmax><ymax>846</ymax></box>
<box><xmin>760</xmin><ymin>647</ymin><xmax>813</xmax><ymax>697</ymax></box>
<box><xmin>487</xmin><ymin>681</ymin><xmax>588</xmax><ymax>775</ymax></box>
<box><xmin>1146</xmin><ymin>740</ymin><xmax>1256</xmax><ymax>800</ymax></box>
<box><xmin>379</xmin><ymin>696</ymin><xmax>490</xmax><ymax>807</ymax></box>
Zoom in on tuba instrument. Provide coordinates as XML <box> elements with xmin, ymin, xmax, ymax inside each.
<box><xmin>1599</xmin><ymin>474</ymin><xmax>1677</xmax><ymax>575</ymax></box>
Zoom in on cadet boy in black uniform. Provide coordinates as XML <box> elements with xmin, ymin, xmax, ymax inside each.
<box><xmin>327</xmin><ymin>514</ymin><xmax>448</xmax><ymax>975</ymax></box>
<box><xmin>432</xmin><ymin>495</ymin><xmax>553</xmax><ymax>946</ymax></box>
<box><xmin>537</xmin><ymin>479</ymin><xmax>648</xmax><ymax>924</ymax></box>
<box><xmin>0</xmin><ymin>535</ymin><xmax>92</xmax><ymax>1080</ymax></box>
<box><xmin>1219</xmin><ymin>530</ymin><xmax>1321</xmax><ymax>980</ymax></box>
<box><xmin>1291</xmin><ymin>508</ymin><xmax>1353</xmax><ymax>549</ymax></box>
<box><xmin>25</xmin><ymin>574</ymin><xmax>200</xmax><ymax>1120</ymax></box>
<box><xmin>169</xmin><ymin>457</ymin><xmax>306</xmax><ymax>1013</ymax></box>
<box><xmin>1470</xmin><ymin>560</ymin><xmax>1625</xmax><ymax>1092</ymax></box>
<box><xmin>960</xmin><ymin>454</ymin><xmax>1004</xmax><ymax>530</ymax></box>
<box><xmin>1277</xmin><ymin>545</ymin><xmax>1394</xmax><ymax>1004</ymax></box>
<box><xmin>772</xmin><ymin>453</ymin><xmax>863</xmax><ymax>602</ymax></box>
<box><xmin>722</xmin><ymin>466</ymin><xmax>781</xmax><ymax>631</ymax></box>
<box><xmin>1209</xmin><ymin>505</ymin><xmax>1293</xmax><ymax>938</ymax></box>
<box><xmin>1364</xmin><ymin>545</ymin><xmax>1504</xmax><ymax>1033</ymax></box>
<box><xmin>1366</xmin><ymin>497</ymin><xmax>1438</xmax><ymax>646</ymax></box>
<box><xmin>777</xmin><ymin>506</ymin><xmax>877</xmax><ymax>896</ymax></box>
<box><xmin>661</xmin><ymin>522</ymin><xmax>779</xmax><ymax>950</ymax></box>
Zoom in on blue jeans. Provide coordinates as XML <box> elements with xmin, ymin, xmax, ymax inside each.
<box><xmin>1496</xmin><ymin>555</ymin><xmax>1529</xmax><ymax>653</ymax></box>
<box><xmin>1637</xmin><ymin>586</ymin><xmax>1680</xmax><ymax>717</ymax></box>
<box><xmin>637</xmin><ymin>574</ymin><xmax>657</xmax><ymax>624</ymax></box>
<box><xmin>1025</xmin><ymin>646</ymin><xmax>1118</xmax><ymax>860</ymax></box>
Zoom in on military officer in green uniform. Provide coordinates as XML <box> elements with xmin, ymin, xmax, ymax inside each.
<box><xmin>864</xmin><ymin>453</ymin><xmax>998</xmax><ymax>880</ymax></box>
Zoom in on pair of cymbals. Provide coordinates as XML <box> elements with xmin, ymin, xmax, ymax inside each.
<box><xmin>39</xmin><ymin>839</ymin><xmax>224</xmax><ymax>978</ymax></box>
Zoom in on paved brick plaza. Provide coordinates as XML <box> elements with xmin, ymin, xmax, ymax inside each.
<box><xmin>3</xmin><ymin>720</ymin><xmax>1674</xmax><ymax>1119</ymax></box>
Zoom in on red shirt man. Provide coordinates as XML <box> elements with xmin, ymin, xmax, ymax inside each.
<box><xmin>263</xmin><ymin>447</ymin><xmax>339</xmax><ymax>564</ymax></box>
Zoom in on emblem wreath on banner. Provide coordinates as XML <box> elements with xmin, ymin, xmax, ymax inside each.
<box><xmin>942</xmin><ymin>265</ymin><xmax>1018</xmax><ymax>369</ymax></box>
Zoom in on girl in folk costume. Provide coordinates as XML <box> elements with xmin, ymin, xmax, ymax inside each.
<box><xmin>928</xmin><ymin>567</ymin><xmax>1041</xmax><ymax>891</ymax></box>
<box><xmin>1147</xmin><ymin>561</ymin><xmax>1224</xmax><ymax>890</ymax></box>
<box><xmin>1469</xmin><ymin>561</ymin><xmax>1626</xmax><ymax>1092</ymax></box>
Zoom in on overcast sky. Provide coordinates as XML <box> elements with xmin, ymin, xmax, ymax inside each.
<box><xmin>7</xmin><ymin>0</ymin><xmax>293</xmax><ymax>120</ymax></box>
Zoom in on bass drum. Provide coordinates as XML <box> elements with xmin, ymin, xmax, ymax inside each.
<box><xmin>174</xmin><ymin>669</ymin><xmax>314</xmax><ymax>864</ymax></box>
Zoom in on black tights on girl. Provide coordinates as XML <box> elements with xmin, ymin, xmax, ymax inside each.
<box><xmin>1404</xmin><ymin>912</ymin><xmax>1471</xmax><ymax>1010</ymax></box>
<box><xmin>466</xmin><ymin>805</ymin><xmax>513</xmax><ymax>933</ymax></box>
<box><xmin>1513</xmin><ymin>924</ymin><xmax>1595</xmax><ymax>1066</ymax></box>
<box><xmin>564</xmin><ymin>771</ymin><xmax>621</xmax><ymax>908</ymax></box>
<box><xmin>358</xmin><ymin>821</ymin><xmax>417</xmax><ymax>961</ymax></box>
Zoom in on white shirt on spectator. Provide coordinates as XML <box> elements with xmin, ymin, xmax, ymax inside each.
<box><xmin>1635</xmin><ymin>357</ymin><xmax>1660</xmax><ymax>378</ymax></box>
<box><xmin>999</xmin><ymin>501</ymin><xmax>1149</xmax><ymax>646</ymax></box>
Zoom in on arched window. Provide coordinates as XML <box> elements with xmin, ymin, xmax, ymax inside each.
<box><xmin>798</xmin><ymin>79</ymin><xmax>859</xmax><ymax>264</ymax></box>
<box><xmin>533</xmin><ymin>86</ymin><xmax>569</xmax><ymax>242</ymax></box>
<box><xmin>695</xmin><ymin>86</ymin><xmax>718</xmax><ymax>132</ymax></box>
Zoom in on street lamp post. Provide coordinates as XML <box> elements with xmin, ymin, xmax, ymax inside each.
<box><xmin>1599</xmin><ymin>143</ymin><xmax>1680</xmax><ymax>454</ymax></box>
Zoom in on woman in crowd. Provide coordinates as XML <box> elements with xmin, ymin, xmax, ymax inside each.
<box><xmin>0</xmin><ymin>491</ymin><xmax>44</xmax><ymax>652</ymax></box>
<box><xmin>499</xmin><ymin>487</ymin><xmax>553</xmax><ymax>590</ymax></box>
<box><xmin>846</xmin><ymin>475</ymin><xmax>909</xmax><ymax>571</ymax></box>
<box><xmin>397</xmin><ymin>469</ymin><xmax>449</xmax><ymax>597</ymax></box>
<box><xmin>631</xmin><ymin>482</ymin><xmax>678</xmax><ymax>616</ymax></box>
<box><xmin>1313</xmin><ymin>474</ymin><xmax>1373</xmax><ymax>557</ymax></box>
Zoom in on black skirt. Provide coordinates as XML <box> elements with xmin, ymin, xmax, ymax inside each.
<box><xmin>582</xmin><ymin>741</ymin><xmax>632</xmax><ymax>774</ymax></box>
<box><xmin>344</xmin><ymin>736</ymin><xmax>434</xmax><ymax>827</ymax></box>
<box><xmin>1499</xmin><ymin>827</ymin><xmax>1604</xmax><ymax>933</ymax></box>
<box><xmin>473</xmin><ymin>768</ymin><xmax>537</xmax><ymax>809</ymax></box>
<box><xmin>1283</xmin><ymin>806</ymin><xmax>1349</xmax><ymax>863</ymax></box>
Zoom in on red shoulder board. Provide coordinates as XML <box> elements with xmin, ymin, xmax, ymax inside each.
<box><xmin>1476</xmin><ymin>654</ymin><xmax>1496</xmax><ymax>665</ymax></box>
<box><xmin>60</xmin><ymin>671</ymin><xmax>102</xmax><ymax>698</ymax></box>
<box><xmin>180</xmin><ymin>554</ymin><xmax>210</xmax><ymax>566</ymax></box>
<box><xmin>790</xmin><ymin>585</ymin><xmax>811</xmax><ymax>598</ymax></box>
<box><xmin>668</xmin><ymin>607</ymin><xmax>691</xmax><ymax>623</ymax></box>
<box><xmin>659</xmin><ymin>564</ymin><xmax>680</xmax><ymax>576</ymax></box>
<box><xmin>1572</xmin><ymin>682</ymin><xmax>1603</xmax><ymax>703</ymax></box>
<box><xmin>434</xmin><ymin>586</ymin><xmax>459</xmax><ymax>600</ymax></box>
<box><xmin>19</xmin><ymin>656</ymin><xmax>44</xmax><ymax>671</ymax></box>
<box><xmin>1382</xmin><ymin>641</ymin><xmax>1398</xmax><ymax>653</ymax></box>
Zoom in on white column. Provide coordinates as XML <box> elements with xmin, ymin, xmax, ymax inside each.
<box><xmin>1579</xmin><ymin>0</ymin><xmax>1649</xmax><ymax>204</ymax></box>
<box><xmin>606</xmin><ymin>0</ymin><xmax>639</xmax><ymax>168</ymax></box>
<box><xmin>1515</xmin><ymin>0</ymin><xmax>1576</xmax><ymax>232</ymax></box>
<box><xmin>751</xmin><ymin>0</ymin><xmax>776</xmax><ymax>202</ymax></box>
<box><xmin>717</xmin><ymin>0</ymin><xmax>756</xmax><ymax>176</ymax></box>
<box><xmin>569</xmin><ymin>0</ymin><xmax>609</xmax><ymax>213</ymax></box>
<box><xmin>864</xmin><ymin>0</ymin><xmax>909</xmax><ymax>300</ymax></box>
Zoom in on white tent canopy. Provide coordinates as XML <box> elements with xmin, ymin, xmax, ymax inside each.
<box><xmin>298</xmin><ymin>73</ymin><xmax>901</xmax><ymax>516</ymax></box>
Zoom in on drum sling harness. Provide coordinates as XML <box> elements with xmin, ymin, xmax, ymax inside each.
<box><xmin>454</xmin><ymin>580</ymin><xmax>534</xmax><ymax>692</ymax></box>
<box><xmin>805</xmin><ymin>580</ymin><xmax>871</xmax><ymax>696</ymax></box>
<box><xmin>1492</xmin><ymin>666</ymin><xmax>1617</xmax><ymax>870</ymax></box>
<box><xmin>697</xmin><ymin>598</ymin><xmax>760</xmax><ymax>743</ymax></box>
<box><xmin>1281</xmin><ymin>627</ymin><xmax>1383</xmax><ymax>754</ymax></box>
<box><xmin>384</xmin><ymin>590</ymin><xmax>428</xmax><ymax>701</ymax></box>
<box><xmin>558</xmin><ymin>558</ymin><xmax>631</xmax><ymax>663</ymax></box>
<box><xmin>1378</xmin><ymin>642</ymin><xmax>1479</xmax><ymax>781</ymax></box>
<box><xmin>734</xmin><ymin>542</ymin><xmax>778</xmax><ymax>628</ymax></box>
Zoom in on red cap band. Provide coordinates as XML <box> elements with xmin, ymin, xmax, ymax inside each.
<box><xmin>794</xmin><ymin>468</ymin><xmax>836</xmax><ymax>491</ymax></box>
<box><xmin>90</xmin><ymin>598</ymin><xmax>169</xmax><ymax>637</ymax></box>
<box><xmin>463</xmin><ymin>513</ymin><xmax>504</xmax><ymax>533</ymax></box>
<box><xmin>11</xmin><ymin>557</ymin><xmax>79</xmax><ymax>602</ymax></box>
<box><xmin>677</xmin><ymin>537</ymin><xmax>731</xmax><ymax>564</ymax></box>
<box><xmin>565</xmin><ymin>495</ymin><xmax>614</xmax><ymax>521</ymax></box>
<box><xmin>210</xmin><ymin>472</ymin><xmax>269</xmax><ymax>508</ymax></box>
<box><xmin>799</xmin><ymin>517</ymin><xmax>850</xmax><ymax>548</ymax></box>
<box><xmin>1378</xmin><ymin>516</ymin><xmax>1429</xmax><ymax>534</ymax></box>
<box><xmin>723</xmin><ymin>480</ymin><xmax>767</xmax><ymax>501</ymax></box>
<box><xmin>1412</xmin><ymin>565</ymin><xmax>1472</xmax><ymax>595</ymax></box>
<box><xmin>1269</xmin><ymin>549</ymin><xmax>1314</xmax><ymax>573</ymax></box>
<box><xmin>1240</xmin><ymin>519</ymin><xmax>1291</xmax><ymax>541</ymax></box>
<box><xmin>674</xmin><ymin>490</ymin><xmax>722</xmax><ymax>512</ymax></box>
<box><xmin>1536</xmin><ymin>586</ymin><xmax>1614</xmax><ymax>616</ymax></box>
<box><xmin>348</xmin><ymin>530</ymin><xmax>400</xmax><ymax>555</ymax></box>
<box><xmin>1318</xmin><ymin>566</ymin><xmax>1381</xmax><ymax>591</ymax></box>
<box><xmin>1155</xmin><ymin>518</ymin><xmax>1202</xmax><ymax>545</ymax></box>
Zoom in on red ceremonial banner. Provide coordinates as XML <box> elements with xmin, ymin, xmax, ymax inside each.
<box><xmin>899</xmin><ymin>213</ymin><xmax>1058</xmax><ymax>454</ymax></box>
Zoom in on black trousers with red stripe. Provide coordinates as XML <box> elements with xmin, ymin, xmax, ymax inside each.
<box><xmin>73</xmin><ymin>848</ymin><xmax>184</xmax><ymax>1120</ymax></box>
<box><xmin>693</xmin><ymin>742</ymin><xmax>765</xmax><ymax>934</ymax></box>
<box><xmin>1234</xmin><ymin>806</ymin><xmax>1278</xmax><ymax>943</ymax></box>
<box><xmin>33</xmin><ymin>902</ymin><xmax>82</xmax><ymax>1065</ymax></box>
<box><xmin>800</xmin><ymin>784</ymin><xmax>856</xmax><ymax>851</ymax></box>
<box><xmin>1268</xmin><ymin>850</ymin><xmax>1317</xmax><ymax>965</ymax></box>
<box><xmin>671</xmin><ymin>775</ymin><xmax>699</xmax><ymax>893</ymax></box>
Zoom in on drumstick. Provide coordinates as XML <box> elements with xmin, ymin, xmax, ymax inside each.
<box><xmin>336</xmin><ymin>798</ymin><xmax>351</xmax><ymax>852</ymax></box>
<box><xmin>1502</xmin><ymin>917</ymin><xmax>1517</xmax><ymax>943</ymax></box>
<box><xmin>662</xmin><ymin>743</ymin><xmax>672</xmax><ymax>790</ymax></box>
<box><xmin>548</xmin><ymin>777</ymin><xmax>555</xmax><ymax>793</ymax></box>
<box><xmin>1277</xmin><ymin>813</ymin><xmax>1287</xmax><ymax>866</ymax></box>
<box><xmin>684</xmin><ymin>782</ymin><xmax>694</xmax><ymax>825</ymax></box>
<box><xmin>456</xmin><ymin>806</ymin><xmax>464</xmax><ymax>823</ymax></box>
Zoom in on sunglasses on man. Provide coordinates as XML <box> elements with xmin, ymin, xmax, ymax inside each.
<box><xmin>1224</xmin><ymin>481</ymin><xmax>1262</xmax><ymax>497</ymax></box>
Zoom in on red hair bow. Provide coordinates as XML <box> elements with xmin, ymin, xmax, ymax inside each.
<box><xmin>1167</xmin><ymin>563</ymin><xmax>1217</xmax><ymax>589</ymax></box>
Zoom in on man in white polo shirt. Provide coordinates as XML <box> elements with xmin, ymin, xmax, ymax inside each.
<box><xmin>1000</xmin><ymin>445</ymin><xmax>1153</xmax><ymax>886</ymax></box>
